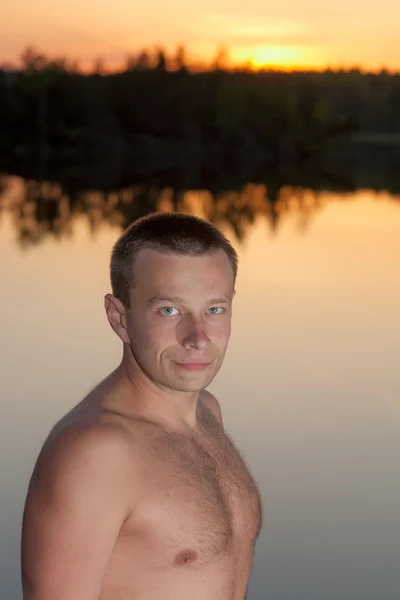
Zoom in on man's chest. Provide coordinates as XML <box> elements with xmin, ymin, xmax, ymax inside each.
<box><xmin>128</xmin><ymin>428</ymin><xmax>262</xmax><ymax>566</ymax></box>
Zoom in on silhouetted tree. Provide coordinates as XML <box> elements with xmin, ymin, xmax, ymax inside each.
<box><xmin>20</xmin><ymin>46</ymin><xmax>48</xmax><ymax>72</ymax></box>
<box><xmin>212</xmin><ymin>46</ymin><xmax>229</xmax><ymax>71</ymax></box>
<box><xmin>136</xmin><ymin>50</ymin><xmax>151</xmax><ymax>70</ymax></box>
<box><xmin>173</xmin><ymin>45</ymin><xmax>188</xmax><ymax>73</ymax></box>
<box><xmin>154</xmin><ymin>48</ymin><xmax>168</xmax><ymax>71</ymax></box>
<box><xmin>125</xmin><ymin>54</ymin><xmax>137</xmax><ymax>71</ymax></box>
<box><xmin>93</xmin><ymin>57</ymin><xmax>105</xmax><ymax>74</ymax></box>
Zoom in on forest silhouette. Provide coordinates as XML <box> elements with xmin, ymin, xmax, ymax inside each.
<box><xmin>4</xmin><ymin>45</ymin><xmax>400</xmax><ymax>186</ymax></box>
<box><xmin>1</xmin><ymin>45</ymin><xmax>400</xmax><ymax>247</ymax></box>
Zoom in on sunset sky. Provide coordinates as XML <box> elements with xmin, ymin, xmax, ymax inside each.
<box><xmin>2</xmin><ymin>0</ymin><xmax>400</xmax><ymax>71</ymax></box>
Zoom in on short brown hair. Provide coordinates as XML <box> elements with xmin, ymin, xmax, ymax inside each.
<box><xmin>110</xmin><ymin>212</ymin><xmax>238</xmax><ymax>306</ymax></box>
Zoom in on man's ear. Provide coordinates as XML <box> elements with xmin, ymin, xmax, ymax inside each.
<box><xmin>104</xmin><ymin>293</ymin><xmax>130</xmax><ymax>344</ymax></box>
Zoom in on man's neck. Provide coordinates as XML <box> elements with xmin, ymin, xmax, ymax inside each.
<box><xmin>103</xmin><ymin>360</ymin><xmax>201</xmax><ymax>432</ymax></box>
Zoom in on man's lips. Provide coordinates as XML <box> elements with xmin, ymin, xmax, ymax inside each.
<box><xmin>175</xmin><ymin>362</ymin><xmax>211</xmax><ymax>371</ymax></box>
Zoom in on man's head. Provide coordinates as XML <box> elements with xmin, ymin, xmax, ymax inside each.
<box><xmin>105</xmin><ymin>212</ymin><xmax>238</xmax><ymax>392</ymax></box>
<box><xmin>110</xmin><ymin>212</ymin><xmax>238</xmax><ymax>307</ymax></box>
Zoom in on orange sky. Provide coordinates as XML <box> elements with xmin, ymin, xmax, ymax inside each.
<box><xmin>2</xmin><ymin>0</ymin><xmax>400</xmax><ymax>71</ymax></box>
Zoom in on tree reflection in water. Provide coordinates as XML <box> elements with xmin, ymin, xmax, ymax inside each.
<box><xmin>0</xmin><ymin>169</ymin><xmax>398</xmax><ymax>249</ymax></box>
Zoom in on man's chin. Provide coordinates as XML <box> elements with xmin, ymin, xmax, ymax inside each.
<box><xmin>169</xmin><ymin>369</ymin><xmax>218</xmax><ymax>392</ymax></box>
<box><xmin>174</xmin><ymin>379</ymin><xmax>211</xmax><ymax>393</ymax></box>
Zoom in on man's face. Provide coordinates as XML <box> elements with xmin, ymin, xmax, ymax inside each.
<box><xmin>124</xmin><ymin>248</ymin><xmax>235</xmax><ymax>392</ymax></box>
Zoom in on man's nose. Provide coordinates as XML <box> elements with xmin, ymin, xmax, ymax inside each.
<box><xmin>180</xmin><ymin>316</ymin><xmax>211</xmax><ymax>351</ymax></box>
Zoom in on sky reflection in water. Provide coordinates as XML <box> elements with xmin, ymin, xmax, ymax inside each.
<box><xmin>1</xmin><ymin>178</ymin><xmax>400</xmax><ymax>600</ymax></box>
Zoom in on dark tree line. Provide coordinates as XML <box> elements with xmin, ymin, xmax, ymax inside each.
<box><xmin>1</xmin><ymin>46</ymin><xmax>400</xmax><ymax>189</ymax></box>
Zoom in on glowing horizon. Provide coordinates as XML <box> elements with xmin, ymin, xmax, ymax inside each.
<box><xmin>2</xmin><ymin>0</ymin><xmax>400</xmax><ymax>73</ymax></box>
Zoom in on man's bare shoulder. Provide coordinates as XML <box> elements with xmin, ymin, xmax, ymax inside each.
<box><xmin>30</xmin><ymin>414</ymin><xmax>135</xmax><ymax>496</ymax></box>
<box><xmin>22</xmin><ymin>414</ymin><xmax>139</xmax><ymax>600</ymax></box>
<box><xmin>200</xmin><ymin>389</ymin><xmax>224</xmax><ymax>428</ymax></box>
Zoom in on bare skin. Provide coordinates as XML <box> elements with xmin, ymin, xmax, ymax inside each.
<box><xmin>21</xmin><ymin>249</ymin><xmax>262</xmax><ymax>600</ymax></box>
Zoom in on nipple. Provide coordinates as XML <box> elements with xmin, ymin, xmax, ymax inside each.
<box><xmin>174</xmin><ymin>549</ymin><xmax>198</xmax><ymax>566</ymax></box>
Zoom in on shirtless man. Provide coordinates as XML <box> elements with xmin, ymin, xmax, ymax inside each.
<box><xmin>21</xmin><ymin>212</ymin><xmax>262</xmax><ymax>600</ymax></box>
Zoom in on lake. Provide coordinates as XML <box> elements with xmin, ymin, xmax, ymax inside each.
<box><xmin>1</xmin><ymin>174</ymin><xmax>400</xmax><ymax>600</ymax></box>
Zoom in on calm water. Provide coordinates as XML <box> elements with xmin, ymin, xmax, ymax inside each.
<box><xmin>1</xmin><ymin>175</ymin><xmax>400</xmax><ymax>599</ymax></box>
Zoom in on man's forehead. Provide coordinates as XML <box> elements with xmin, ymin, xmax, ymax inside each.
<box><xmin>140</xmin><ymin>277</ymin><xmax>233</xmax><ymax>298</ymax></box>
<box><xmin>131</xmin><ymin>249</ymin><xmax>234</xmax><ymax>298</ymax></box>
<box><xmin>131</xmin><ymin>256</ymin><xmax>234</xmax><ymax>300</ymax></box>
<box><xmin>134</xmin><ymin>247</ymin><xmax>229</xmax><ymax>267</ymax></box>
<box><xmin>133</xmin><ymin>248</ymin><xmax>233</xmax><ymax>281</ymax></box>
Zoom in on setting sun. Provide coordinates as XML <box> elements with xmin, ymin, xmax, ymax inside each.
<box><xmin>230</xmin><ymin>45</ymin><xmax>320</xmax><ymax>71</ymax></box>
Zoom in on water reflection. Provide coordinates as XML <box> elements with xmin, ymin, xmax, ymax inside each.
<box><xmin>2</xmin><ymin>170</ymin><xmax>399</xmax><ymax>249</ymax></box>
<box><xmin>1</xmin><ymin>173</ymin><xmax>400</xmax><ymax>600</ymax></box>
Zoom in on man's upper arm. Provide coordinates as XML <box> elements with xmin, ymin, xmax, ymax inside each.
<box><xmin>21</xmin><ymin>425</ymin><xmax>133</xmax><ymax>600</ymax></box>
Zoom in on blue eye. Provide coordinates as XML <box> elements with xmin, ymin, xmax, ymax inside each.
<box><xmin>208</xmin><ymin>307</ymin><xmax>223</xmax><ymax>315</ymax></box>
<box><xmin>160</xmin><ymin>307</ymin><xmax>179</xmax><ymax>316</ymax></box>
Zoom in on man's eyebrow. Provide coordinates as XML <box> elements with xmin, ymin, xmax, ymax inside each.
<box><xmin>207</xmin><ymin>298</ymin><xmax>231</xmax><ymax>305</ymax></box>
<box><xmin>147</xmin><ymin>296</ymin><xmax>231</xmax><ymax>306</ymax></box>
<box><xmin>147</xmin><ymin>296</ymin><xmax>184</xmax><ymax>306</ymax></box>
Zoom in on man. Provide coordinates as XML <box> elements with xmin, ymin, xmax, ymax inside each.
<box><xmin>21</xmin><ymin>212</ymin><xmax>262</xmax><ymax>600</ymax></box>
